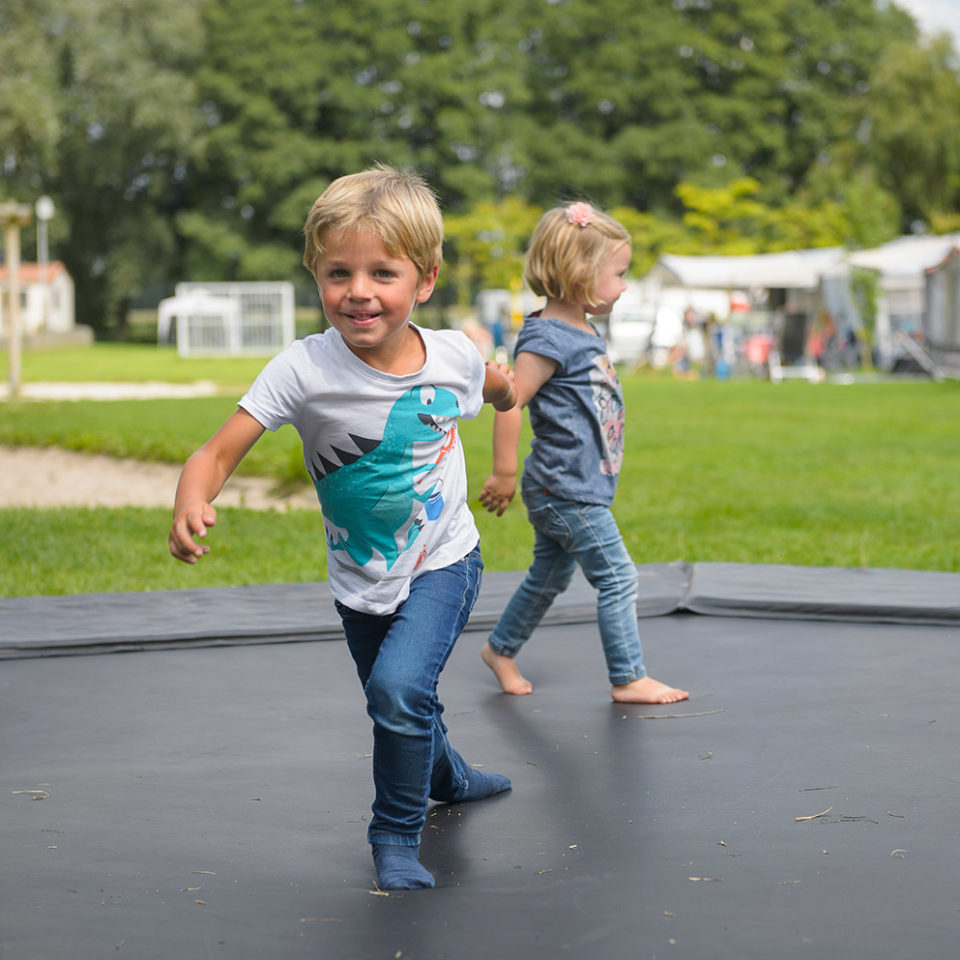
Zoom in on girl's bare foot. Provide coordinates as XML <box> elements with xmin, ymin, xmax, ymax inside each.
<box><xmin>481</xmin><ymin>642</ymin><xmax>533</xmax><ymax>695</ymax></box>
<box><xmin>611</xmin><ymin>676</ymin><xmax>689</xmax><ymax>704</ymax></box>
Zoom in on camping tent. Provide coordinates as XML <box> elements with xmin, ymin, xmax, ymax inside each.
<box><xmin>648</xmin><ymin>248</ymin><xmax>846</xmax><ymax>291</ymax></box>
<box><xmin>642</xmin><ymin>248</ymin><xmax>847</xmax><ymax>370</ymax></box>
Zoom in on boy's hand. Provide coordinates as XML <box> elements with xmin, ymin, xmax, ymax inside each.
<box><xmin>486</xmin><ymin>359</ymin><xmax>512</xmax><ymax>378</ymax></box>
<box><xmin>483</xmin><ymin>361</ymin><xmax>517</xmax><ymax>411</ymax></box>
<box><xmin>479</xmin><ymin>472</ymin><xmax>516</xmax><ymax>516</ymax></box>
<box><xmin>169</xmin><ymin>500</ymin><xmax>218</xmax><ymax>563</ymax></box>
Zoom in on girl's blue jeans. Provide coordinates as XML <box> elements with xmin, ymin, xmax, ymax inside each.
<box><xmin>488</xmin><ymin>482</ymin><xmax>647</xmax><ymax>686</ymax></box>
<box><xmin>335</xmin><ymin>544</ymin><xmax>483</xmax><ymax>848</ymax></box>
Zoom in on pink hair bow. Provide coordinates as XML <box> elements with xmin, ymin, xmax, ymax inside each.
<box><xmin>565</xmin><ymin>202</ymin><xmax>595</xmax><ymax>227</ymax></box>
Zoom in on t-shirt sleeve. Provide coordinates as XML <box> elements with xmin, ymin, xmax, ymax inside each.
<box><xmin>237</xmin><ymin>345</ymin><xmax>306</xmax><ymax>432</ymax></box>
<box><xmin>440</xmin><ymin>330</ymin><xmax>486</xmax><ymax>420</ymax></box>
<box><xmin>515</xmin><ymin>321</ymin><xmax>564</xmax><ymax>366</ymax></box>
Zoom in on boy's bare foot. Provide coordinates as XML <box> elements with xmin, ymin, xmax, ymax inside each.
<box><xmin>481</xmin><ymin>642</ymin><xmax>533</xmax><ymax>695</ymax></box>
<box><xmin>611</xmin><ymin>676</ymin><xmax>689</xmax><ymax>704</ymax></box>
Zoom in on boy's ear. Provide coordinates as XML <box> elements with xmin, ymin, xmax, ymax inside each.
<box><xmin>416</xmin><ymin>263</ymin><xmax>440</xmax><ymax>303</ymax></box>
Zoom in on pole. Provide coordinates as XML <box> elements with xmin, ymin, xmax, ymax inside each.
<box><xmin>36</xmin><ymin>196</ymin><xmax>55</xmax><ymax>332</ymax></box>
<box><xmin>1</xmin><ymin>201</ymin><xmax>33</xmax><ymax>399</ymax></box>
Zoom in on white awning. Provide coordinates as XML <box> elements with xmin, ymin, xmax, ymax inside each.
<box><xmin>846</xmin><ymin>233</ymin><xmax>960</xmax><ymax>277</ymax></box>
<box><xmin>648</xmin><ymin>248</ymin><xmax>846</xmax><ymax>290</ymax></box>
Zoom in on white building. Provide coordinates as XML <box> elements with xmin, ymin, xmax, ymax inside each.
<box><xmin>0</xmin><ymin>260</ymin><xmax>76</xmax><ymax>337</ymax></box>
<box><xmin>924</xmin><ymin>247</ymin><xmax>960</xmax><ymax>377</ymax></box>
<box><xmin>846</xmin><ymin>233</ymin><xmax>960</xmax><ymax>371</ymax></box>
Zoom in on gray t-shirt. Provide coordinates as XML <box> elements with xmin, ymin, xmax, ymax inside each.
<box><xmin>516</xmin><ymin>313</ymin><xmax>625</xmax><ymax>506</ymax></box>
<box><xmin>239</xmin><ymin>325</ymin><xmax>485</xmax><ymax>615</ymax></box>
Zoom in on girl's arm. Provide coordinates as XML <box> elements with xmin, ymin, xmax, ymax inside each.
<box><xmin>478</xmin><ymin>405</ymin><xmax>522</xmax><ymax>515</ymax></box>
<box><xmin>479</xmin><ymin>351</ymin><xmax>558</xmax><ymax>515</ymax></box>
<box><xmin>169</xmin><ymin>408</ymin><xmax>266</xmax><ymax>563</ymax></box>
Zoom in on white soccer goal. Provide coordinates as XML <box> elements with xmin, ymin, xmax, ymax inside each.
<box><xmin>157</xmin><ymin>281</ymin><xmax>296</xmax><ymax>357</ymax></box>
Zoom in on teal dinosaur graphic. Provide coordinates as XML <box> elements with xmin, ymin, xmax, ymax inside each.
<box><xmin>312</xmin><ymin>385</ymin><xmax>461</xmax><ymax>570</ymax></box>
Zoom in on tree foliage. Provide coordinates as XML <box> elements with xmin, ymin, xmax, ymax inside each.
<box><xmin>1</xmin><ymin>0</ymin><xmax>204</xmax><ymax>332</ymax></box>
<box><xmin>1</xmin><ymin>0</ymin><xmax>958</xmax><ymax>333</ymax></box>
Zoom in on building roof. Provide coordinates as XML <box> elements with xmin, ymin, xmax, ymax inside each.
<box><xmin>0</xmin><ymin>261</ymin><xmax>69</xmax><ymax>284</ymax></box>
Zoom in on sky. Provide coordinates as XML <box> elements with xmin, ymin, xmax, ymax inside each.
<box><xmin>894</xmin><ymin>0</ymin><xmax>960</xmax><ymax>49</ymax></box>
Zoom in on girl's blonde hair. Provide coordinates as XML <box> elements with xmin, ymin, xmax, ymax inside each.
<box><xmin>524</xmin><ymin>204</ymin><xmax>631</xmax><ymax>307</ymax></box>
<box><xmin>303</xmin><ymin>164</ymin><xmax>443</xmax><ymax>283</ymax></box>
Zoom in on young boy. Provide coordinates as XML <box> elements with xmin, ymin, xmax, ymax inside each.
<box><xmin>169</xmin><ymin>165</ymin><xmax>517</xmax><ymax>891</ymax></box>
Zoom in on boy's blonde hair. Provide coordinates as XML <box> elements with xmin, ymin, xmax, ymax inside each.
<box><xmin>303</xmin><ymin>164</ymin><xmax>443</xmax><ymax>282</ymax></box>
<box><xmin>524</xmin><ymin>204</ymin><xmax>631</xmax><ymax>307</ymax></box>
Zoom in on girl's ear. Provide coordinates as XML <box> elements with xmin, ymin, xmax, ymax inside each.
<box><xmin>416</xmin><ymin>263</ymin><xmax>440</xmax><ymax>303</ymax></box>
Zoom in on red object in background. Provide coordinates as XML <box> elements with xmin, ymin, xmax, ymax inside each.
<box><xmin>729</xmin><ymin>291</ymin><xmax>750</xmax><ymax>313</ymax></box>
<box><xmin>745</xmin><ymin>334</ymin><xmax>772</xmax><ymax>365</ymax></box>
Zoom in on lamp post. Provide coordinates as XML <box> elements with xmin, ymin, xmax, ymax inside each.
<box><xmin>35</xmin><ymin>195</ymin><xmax>55</xmax><ymax>332</ymax></box>
<box><xmin>1</xmin><ymin>201</ymin><xmax>33</xmax><ymax>398</ymax></box>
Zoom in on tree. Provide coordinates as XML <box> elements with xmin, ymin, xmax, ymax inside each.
<box><xmin>860</xmin><ymin>34</ymin><xmax>960</xmax><ymax>230</ymax></box>
<box><xmin>1</xmin><ymin>0</ymin><xmax>205</xmax><ymax>334</ymax></box>
<box><xmin>5</xmin><ymin>0</ymin><xmax>958</xmax><ymax>334</ymax></box>
<box><xmin>176</xmin><ymin>0</ymin><xmax>323</xmax><ymax>291</ymax></box>
<box><xmin>444</xmin><ymin>197</ymin><xmax>543</xmax><ymax>302</ymax></box>
<box><xmin>177</xmin><ymin>0</ymin><xmax>536</xmax><ymax>299</ymax></box>
<box><xmin>0</xmin><ymin>0</ymin><xmax>61</xmax><ymax>197</ymax></box>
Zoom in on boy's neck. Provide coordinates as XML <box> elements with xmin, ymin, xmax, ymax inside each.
<box><xmin>541</xmin><ymin>299</ymin><xmax>592</xmax><ymax>332</ymax></box>
<box><xmin>344</xmin><ymin>322</ymin><xmax>426</xmax><ymax>375</ymax></box>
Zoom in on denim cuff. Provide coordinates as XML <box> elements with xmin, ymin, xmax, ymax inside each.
<box><xmin>368</xmin><ymin>832</ymin><xmax>420</xmax><ymax>848</ymax></box>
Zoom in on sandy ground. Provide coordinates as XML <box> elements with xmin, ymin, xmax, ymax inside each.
<box><xmin>0</xmin><ymin>445</ymin><xmax>317</xmax><ymax>511</ymax></box>
<box><xmin>2</xmin><ymin>382</ymin><xmax>317</xmax><ymax>511</ymax></box>
<box><xmin>0</xmin><ymin>380</ymin><xmax>222</xmax><ymax>401</ymax></box>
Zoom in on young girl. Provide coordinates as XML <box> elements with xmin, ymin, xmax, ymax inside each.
<box><xmin>169</xmin><ymin>166</ymin><xmax>516</xmax><ymax>891</ymax></box>
<box><xmin>478</xmin><ymin>202</ymin><xmax>688</xmax><ymax>704</ymax></box>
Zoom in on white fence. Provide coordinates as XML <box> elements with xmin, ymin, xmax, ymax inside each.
<box><xmin>158</xmin><ymin>281</ymin><xmax>296</xmax><ymax>357</ymax></box>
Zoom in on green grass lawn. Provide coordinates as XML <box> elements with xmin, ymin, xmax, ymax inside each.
<box><xmin>4</xmin><ymin>341</ymin><xmax>270</xmax><ymax>387</ymax></box>
<box><xmin>2</xmin><ymin>343</ymin><xmax>959</xmax><ymax>596</ymax></box>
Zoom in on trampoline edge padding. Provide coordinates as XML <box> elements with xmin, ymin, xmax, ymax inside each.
<box><xmin>687</xmin><ymin>562</ymin><xmax>960</xmax><ymax>626</ymax></box>
<box><xmin>2</xmin><ymin>562</ymin><xmax>958</xmax><ymax>659</ymax></box>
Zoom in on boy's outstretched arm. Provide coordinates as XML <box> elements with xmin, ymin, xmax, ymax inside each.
<box><xmin>169</xmin><ymin>408</ymin><xmax>266</xmax><ymax>563</ymax></box>
<box><xmin>482</xmin><ymin>360</ymin><xmax>517</xmax><ymax>411</ymax></box>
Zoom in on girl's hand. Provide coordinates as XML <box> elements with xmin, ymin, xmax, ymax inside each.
<box><xmin>169</xmin><ymin>499</ymin><xmax>218</xmax><ymax>563</ymax></box>
<box><xmin>479</xmin><ymin>472</ymin><xmax>516</xmax><ymax>516</ymax></box>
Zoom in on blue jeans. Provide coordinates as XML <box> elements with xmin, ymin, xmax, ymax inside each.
<box><xmin>488</xmin><ymin>483</ymin><xmax>646</xmax><ymax>686</ymax></box>
<box><xmin>336</xmin><ymin>544</ymin><xmax>483</xmax><ymax>847</ymax></box>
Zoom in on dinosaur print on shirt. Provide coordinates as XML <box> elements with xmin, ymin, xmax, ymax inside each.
<box><xmin>311</xmin><ymin>384</ymin><xmax>462</xmax><ymax>570</ymax></box>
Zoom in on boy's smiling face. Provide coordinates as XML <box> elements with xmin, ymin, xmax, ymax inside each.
<box><xmin>315</xmin><ymin>228</ymin><xmax>438</xmax><ymax>372</ymax></box>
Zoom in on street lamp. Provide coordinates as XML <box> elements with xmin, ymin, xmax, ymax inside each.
<box><xmin>35</xmin><ymin>195</ymin><xmax>55</xmax><ymax>332</ymax></box>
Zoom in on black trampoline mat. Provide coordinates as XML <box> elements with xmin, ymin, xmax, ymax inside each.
<box><xmin>3</xmin><ymin>568</ymin><xmax>960</xmax><ymax>959</ymax></box>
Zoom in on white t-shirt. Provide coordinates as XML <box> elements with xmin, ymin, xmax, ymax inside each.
<box><xmin>238</xmin><ymin>324</ymin><xmax>486</xmax><ymax>615</ymax></box>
